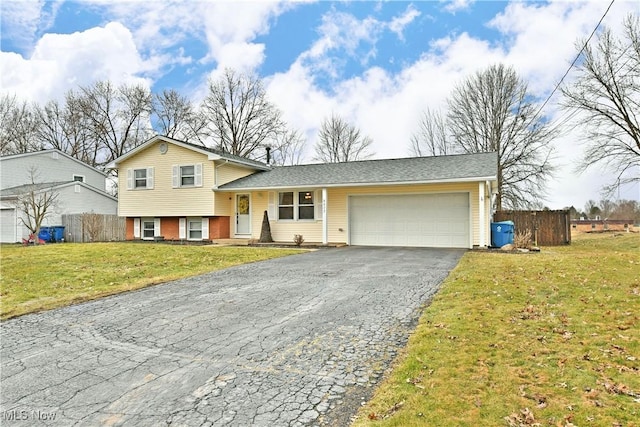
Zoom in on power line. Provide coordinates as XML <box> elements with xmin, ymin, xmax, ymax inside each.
<box><xmin>528</xmin><ymin>0</ymin><xmax>616</xmax><ymax>125</ymax></box>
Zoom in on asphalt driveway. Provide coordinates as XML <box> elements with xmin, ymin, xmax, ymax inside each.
<box><xmin>0</xmin><ymin>247</ymin><xmax>464</xmax><ymax>426</ymax></box>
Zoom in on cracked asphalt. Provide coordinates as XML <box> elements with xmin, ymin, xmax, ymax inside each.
<box><xmin>0</xmin><ymin>247</ymin><xmax>463</xmax><ymax>426</ymax></box>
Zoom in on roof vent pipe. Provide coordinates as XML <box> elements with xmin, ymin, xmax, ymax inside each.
<box><xmin>265</xmin><ymin>146</ymin><xmax>271</xmax><ymax>164</ymax></box>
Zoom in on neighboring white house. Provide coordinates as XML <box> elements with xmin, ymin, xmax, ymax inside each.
<box><xmin>0</xmin><ymin>149</ymin><xmax>117</xmax><ymax>243</ymax></box>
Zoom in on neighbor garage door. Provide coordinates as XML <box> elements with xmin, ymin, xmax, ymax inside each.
<box><xmin>349</xmin><ymin>193</ymin><xmax>470</xmax><ymax>248</ymax></box>
<box><xmin>1</xmin><ymin>208</ymin><xmax>17</xmax><ymax>243</ymax></box>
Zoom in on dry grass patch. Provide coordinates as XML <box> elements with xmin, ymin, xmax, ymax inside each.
<box><xmin>0</xmin><ymin>243</ymin><xmax>302</xmax><ymax>319</ymax></box>
<box><xmin>354</xmin><ymin>233</ymin><xmax>639</xmax><ymax>427</ymax></box>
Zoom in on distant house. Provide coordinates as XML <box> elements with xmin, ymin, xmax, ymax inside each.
<box><xmin>107</xmin><ymin>135</ymin><xmax>499</xmax><ymax>248</ymax></box>
<box><xmin>571</xmin><ymin>219</ymin><xmax>637</xmax><ymax>233</ymax></box>
<box><xmin>0</xmin><ymin>149</ymin><xmax>117</xmax><ymax>243</ymax></box>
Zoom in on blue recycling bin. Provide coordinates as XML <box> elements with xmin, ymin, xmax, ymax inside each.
<box><xmin>38</xmin><ymin>227</ymin><xmax>53</xmax><ymax>242</ymax></box>
<box><xmin>52</xmin><ymin>226</ymin><xmax>65</xmax><ymax>242</ymax></box>
<box><xmin>491</xmin><ymin>221</ymin><xmax>515</xmax><ymax>247</ymax></box>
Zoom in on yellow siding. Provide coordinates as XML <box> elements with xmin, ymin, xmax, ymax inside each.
<box><xmin>216</xmin><ymin>163</ymin><xmax>255</xmax><ymax>186</ymax></box>
<box><xmin>240</xmin><ymin>182</ymin><xmax>484</xmax><ymax>245</ymax></box>
<box><xmin>118</xmin><ymin>143</ymin><xmax>216</xmax><ymax>217</ymax></box>
<box><xmin>213</xmin><ymin>192</ymin><xmax>232</xmax><ymax>217</ymax></box>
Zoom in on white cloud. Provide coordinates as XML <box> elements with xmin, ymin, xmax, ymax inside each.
<box><xmin>442</xmin><ymin>0</ymin><xmax>475</xmax><ymax>14</ymax></box>
<box><xmin>1</xmin><ymin>22</ymin><xmax>150</xmax><ymax>103</ymax></box>
<box><xmin>389</xmin><ymin>5</ymin><xmax>421</xmax><ymax>41</ymax></box>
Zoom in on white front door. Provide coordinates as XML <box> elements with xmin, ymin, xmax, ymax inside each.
<box><xmin>236</xmin><ymin>194</ymin><xmax>251</xmax><ymax>235</ymax></box>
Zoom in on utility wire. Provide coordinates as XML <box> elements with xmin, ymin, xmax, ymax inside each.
<box><xmin>528</xmin><ymin>0</ymin><xmax>616</xmax><ymax>125</ymax></box>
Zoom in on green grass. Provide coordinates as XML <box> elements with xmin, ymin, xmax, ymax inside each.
<box><xmin>353</xmin><ymin>233</ymin><xmax>640</xmax><ymax>427</ymax></box>
<box><xmin>0</xmin><ymin>243</ymin><xmax>302</xmax><ymax>320</ymax></box>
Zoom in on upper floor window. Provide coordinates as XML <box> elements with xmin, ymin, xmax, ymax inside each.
<box><xmin>278</xmin><ymin>191</ymin><xmax>315</xmax><ymax>220</ymax></box>
<box><xmin>180</xmin><ymin>165</ymin><xmax>195</xmax><ymax>186</ymax></box>
<box><xmin>126</xmin><ymin>167</ymin><xmax>154</xmax><ymax>190</ymax></box>
<box><xmin>73</xmin><ymin>175</ymin><xmax>85</xmax><ymax>183</ymax></box>
<box><xmin>172</xmin><ymin>163</ymin><xmax>203</xmax><ymax>188</ymax></box>
<box><xmin>135</xmin><ymin>169</ymin><xmax>147</xmax><ymax>188</ymax></box>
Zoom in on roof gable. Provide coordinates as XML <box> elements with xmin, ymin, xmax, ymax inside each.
<box><xmin>219</xmin><ymin>152</ymin><xmax>498</xmax><ymax>190</ymax></box>
<box><xmin>0</xmin><ymin>149</ymin><xmax>107</xmax><ymax>177</ymax></box>
<box><xmin>106</xmin><ymin>135</ymin><xmax>270</xmax><ymax>170</ymax></box>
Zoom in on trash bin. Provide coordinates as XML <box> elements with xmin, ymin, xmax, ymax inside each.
<box><xmin>52</xmin><ymin>226</ymin><xmax>65</xmax><ymax>242</ymax></box>
<box><xmin>38</xmin><ymin>227</ymin><xmax>53</xmax><ymax>242</ymax></box>
<box><xmin>491</xmin><ymin>221</ymin><xmax>515</xmax><ymax>247</ymax></box>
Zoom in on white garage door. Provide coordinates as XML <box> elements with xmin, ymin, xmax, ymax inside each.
<box><xmin>349</xmin><ymin>193</ymin><xmax>470</xmax><ymax>248</ymax></box>
<box><xmin>1</xmin><ymin>208</ymin><xmax>17</xmax><ymax>243</ymax></box>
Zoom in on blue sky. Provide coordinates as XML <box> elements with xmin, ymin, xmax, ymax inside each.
<box><xmin>1</xmin><ymin>0</ymin><xmax>639</xmax><ymax>209</ymax></box>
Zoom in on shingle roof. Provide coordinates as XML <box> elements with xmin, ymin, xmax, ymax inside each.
<box><xmin>172</xmin><ymin>138</ymin><xmax>269</xmax><ymax>169</ymax></box>
<box><xmin>0</xmin><ymin>182</ymin><xmax>70</xmax><ymax>197</ymax></box>
<box><xmin>219</xmin><ymin>152</ymin><xmax>498</xmax><ymax>190</ymax></box>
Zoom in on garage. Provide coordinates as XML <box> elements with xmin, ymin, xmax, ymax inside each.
<box><xmin>1</xmin><ymin>208</ymin><xmax>17</xmax><ymax>243</ymax></box>
<box><xmin>349</xmin><ymin>193</ymin><xmax>470</xmax><ymax>248</ymax></box>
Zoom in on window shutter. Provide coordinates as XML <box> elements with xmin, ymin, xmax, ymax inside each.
<box><xmin>147</xmin><ymin>167</ymin><xmax>154</xmax><ymax>189</ymax></box>
<box><xmin>201</xmin><ymin>218</ymin><xmax>209</xmax><ymax>240</ymax></box>
<box><xmin>195</xmin><ymin>163</ymin><xmax>203</xmax><ymax>187</ymax></box>
<box><xmin>315</xmin><ymin>190</ymin><xmax>323</xmax><ymax>220</ymax></box>
<box><xmin>133</xmin><ymin>218</ymin><xmax>140</xmax><ymax>238</ymax></box>
<box><xmin>154</xmin><ymin>218</ymin><xmax>161</xmax><ymax>236</ymax></box>
<box><xmin>172</xmin><ymin>165</ymin><xmax>179</xmax><ymax>188</ymax></box>
<box><xmin>179</xmin><ymin>218</ymin><xmax>186</xmax><ymax>239</ymax></box>
<box><xmin>127</xmin><ymin>169</ymin><xmax>133</xmax><ymax>190</ymax></box>
<box><xmin>267</xmin><ymin>192</ymin><xmax>276</xmax><ymax>220</ymax></box>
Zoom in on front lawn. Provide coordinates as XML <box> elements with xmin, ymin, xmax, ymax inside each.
<box><xmin>0</xmin><ymin>243</ymin><xmax>302</xmax><ymax>320</ymax></box>
<box><xmin>354</xmin><ymin>233</ymin><xmax>640</xmax><ymax>426</ymax></box>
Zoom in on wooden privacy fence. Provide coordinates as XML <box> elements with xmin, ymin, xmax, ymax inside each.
<box><xmin>61</xmin><ymin>214</ymin><xmax>126</xmax><ymax>243</ymax></box>
<box><xmin>494</xmin><ymin>210</ymin><xmax>571</xmax><ymax>246</ymax></box>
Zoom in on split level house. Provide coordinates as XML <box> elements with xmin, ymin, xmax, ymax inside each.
<box><xmin>0</xmin><ymin>149</ymin><xmax>117</xmax><ymax>243</ymax></box>
<box><xmin>108</xmin><ymin>135</ymin><xmax>498</xmax><ymax>249</ymax></box>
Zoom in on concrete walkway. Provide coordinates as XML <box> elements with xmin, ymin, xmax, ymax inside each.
<box><xmin>0</xmin><ymin>247</ymin><xmax>464</xmax><ymax>426</ymax></box>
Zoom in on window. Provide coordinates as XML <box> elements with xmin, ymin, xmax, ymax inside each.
<box><xmin>188</xmin><ymin>219</ymin><xmax>202</xmax><ymax>240</ymax></box>
<box><xmin>279</xmin><ymin>192</ymin><xmax>294</xmax><ymax>220</ymax></box>
<box><xmin>181</xmin><ymin>165</ymin><xmax>195</xmax><ymax>186</ymax></box>
<box><xmin>278</xmin><ymin>191</ymin><xmax>315</xmax><ymax>220</ymax></box>
<box><xmin>298</xmin><ymin>191</ymin><xmax>315</xmax><ymax>220</ymax></box>
<box><xmin>143</xmin><ymin>220</ymin><xmax>155</xmax><ymax>239</ymax></box>
<box><xmin>172</xmin><ymin>164</ymin><xmax>202</xmax><ymax>188</ymax></box>
<box><xmin>134</xmin><ymin>169</ymin><xmax>147</xmax><ymax>188</ymax></box>
<box><xmin>73</xmin><ymin>175</ymin><xmax>85</xmax><ymax>182</ymax></box>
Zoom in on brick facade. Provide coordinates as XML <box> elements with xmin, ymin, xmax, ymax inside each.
<box><xmin>125</xmin><ymin>216</ymin><xmax>231</xmax><ymax>240</ymax></box>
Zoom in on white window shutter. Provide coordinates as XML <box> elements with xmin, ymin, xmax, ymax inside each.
<box><xmin>201</xmin><ymin>218</ymin><xmax>209</xmax><ymax>240</ymax></box>
<box><xmin>195</xmin><ymin>163</ymin><xmax>203</xmax><ymax>187</ymax></box>
<box><xmin>133</xmin><ymin>218</ymin><xmax>140</xmax><ymax>238</ymax></box>
<box><xmin>315</xmin><ymin>189</ymin><xmax>323</xmax><ymax>220</ymax></box>
<box><xmin>267</xmin><ymin>192</ymin><xmax>276</xmax><ymax>219</ymax></box>
<box><xmin>172</xmin><ymin>165</ymin><xmax>179</xmax><ymax>188</ymax></box>
<box><xmin>154</xmin><ymin>218</ymin><xmax>161</xmax><ymax>236</ymax></box>
<box><xmin>127</xmin><ymin>169</ymin><xmax>133</xmax><ymax>190</ymax></box>
<box><xmin>147</xmin><ymin>167</ymin><xmax>154</xmax><ymax>189</ymax></box>
<box><xmin>179</xmin><ymin>218</ymin><xmax>186</xmax><ymax>239</ymax></box>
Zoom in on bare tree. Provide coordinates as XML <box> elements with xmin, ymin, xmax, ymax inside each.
<box><xmin>584</xmin><ymin>199</ymin><xmax>601</xmax><ymax>219</ymax></box>
<box><xmin>72</xmin><ymin>81</ymin><xmax>152</xmax><ymax>166</ymax></box>
<box><xmin>447</xmin><ymin>64</ymin><xmax>556</xmax><ymax>210</ymax></box>
<box><xmin>82</xmin><ymin>212</ymin><xmax>104</xmax><ymax>242</ymax></box>
<box><xmin>561</xmin><ymin>14</ymin><xmax>640</xmax><ymax>192</ymax></box>
<box><xmin>268</xmin><ymin>129</ymin><xmax>306</xmax><ymax>166</ymax></box>
<box><xmin>152</xmin><ymin>89</ymin><xmax>208</xmax><ymax>144</ymax></box>
<box><xmin>314</xmin><ymin>113</ymin><xmax>374</xmax><ymax>163</ymax></box>
<box><xmin>36</xmin><ymin>99</ymin><xmax>100</xmax><ymax>166</ymax></box>
<box><xmin>409</xmin><ymin>108</ymin><xmax>452</xmax><ymax>157</ymax></box>
<box><xmin>202</xmin><ymin>68</ymin><xmax>285</xmax><ymax>158</ymax></box>
<box><xmin>0</xmin><ymin>94</ymin><xmax>42</xmax><ymax>155</ymax></box>
<box><xmin>16</xmin><ymin>167</ymin><xmax>59</xmax><ymax>244</ymax></box>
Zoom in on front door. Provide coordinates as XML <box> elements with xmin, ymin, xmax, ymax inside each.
<box><xmin>236</xmin><ymin>194</ymin><xmax>251</xmax><ymax>235</ymax></box>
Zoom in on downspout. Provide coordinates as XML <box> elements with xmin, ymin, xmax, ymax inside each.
<box><xmin>214</xmin><ymin>160</ymin><xmax>229</xmax><ymax>188</ymax></box>
<box><xmin>322</xmin><ymin>188</ymin><xmax>328</xmax><ymax>245</ymax></box>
